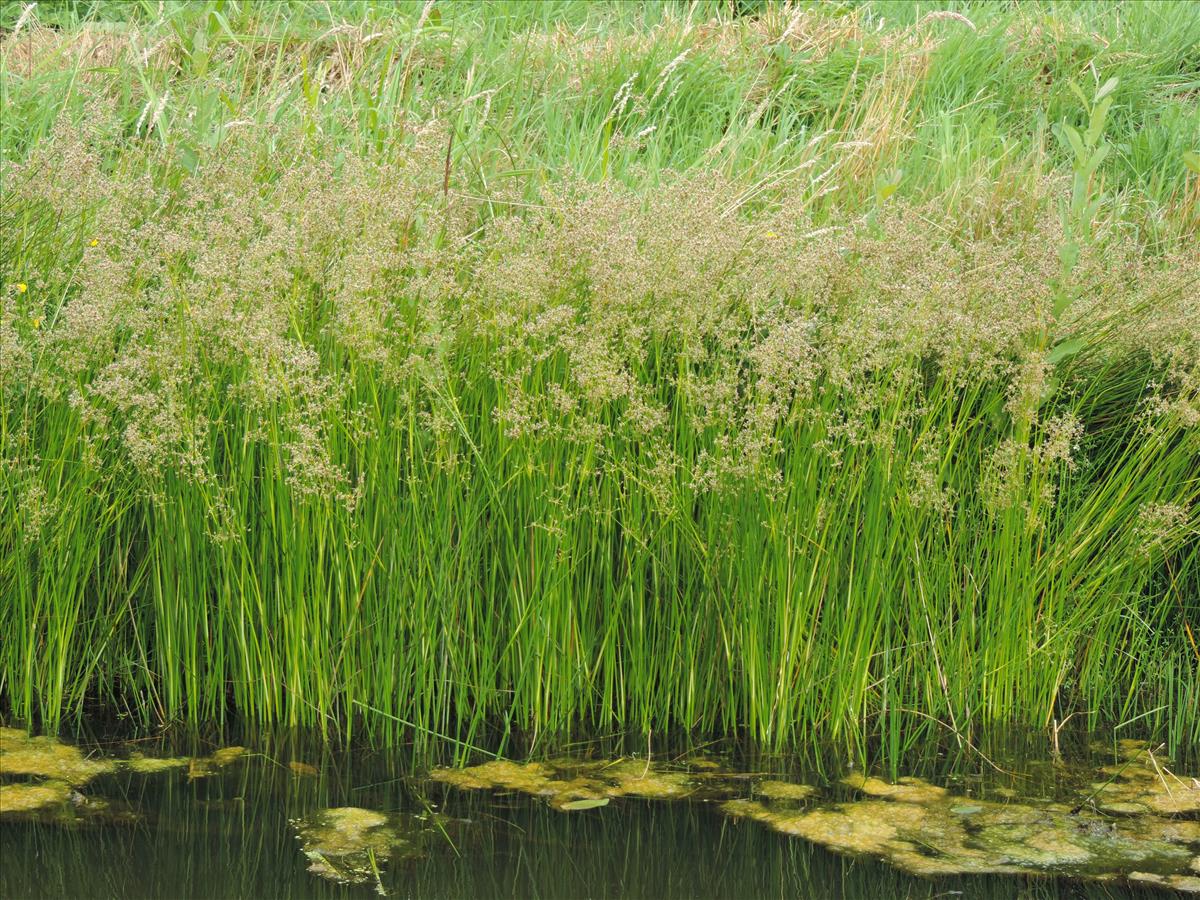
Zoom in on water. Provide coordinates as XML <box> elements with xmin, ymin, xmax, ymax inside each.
<box><xmin>2</xmin><ymin>728</ymin><xmax>1196</xmax><ymax>899</ymax></box>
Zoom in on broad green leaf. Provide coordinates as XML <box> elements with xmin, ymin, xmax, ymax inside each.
<box><xmin>1086</xmin><ymin>96</ymin><xmax>1112</xmax><ymax>146</ymax></box>
<box><xmin>178</xmin><ymin>143</ymin><xmax>200</xmax><ymax>174</ymax></box>
<box><xmin>1061</xmin><ymin>124</ymin><xmax>1085</xmax><ymax>161</ymax></box>
<box><xmin>1184</xmin><ymin>150</ymin><xmax>1200</xmax><ymax>175</ymax></box>
<box><xmin>1053</xmin><ymin>288</ymin><xmax>1075</xmax><ymax>317</ymax></box>
<box><xmin>1047</xmin><ymin>337</ymin><xmax>1085</xmax><ymax>364</ymax></box>
<box><xmin>1084</xmin><ymin>143</ymin><xmax>1110</xmax><ymax>175</ymax></box>
<box><xmin>1058</xmin><ymin>240</ymin><xmax>1080</xmax><ymax>273</ymax></box>
<box><xmin>1095</xmin><ymin>76</ymin><xmax>1119</xmax><ymax>102</ymax></box>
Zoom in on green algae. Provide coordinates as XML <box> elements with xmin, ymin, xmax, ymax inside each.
<box><xmin>1097</xmin><ymin>801</ymin><xmax>1150</xmax><ymax>816</ymax></box>
<box><xmin>0</xmin><ymin>780</ymin><xmax>73</xmax><ymax>814</ymax></box>
<box><xmin>126</xmin><ymin>754</ymin><xmax>190</xmax><ymax>774</ymax></box>
<box><xmin>0</xmin><ymin>727</ymin><xmax>117</xmax><ymax>784</ymax></box>
<box><xmin>841</xmin><ymin>772</ymin><xmax>948</xmax><ymax>803</ymax></box>
<box><xmin>1128</xmin><ymin>872</ymin><xmax>1200</xmax><ymax>893</ymax></box>
<box><xmin>0</xmin><ymin>728</ymin><xmax>245</xmax><ymax>787</ymax></box>
<box><xmin>756</xmin><ymin>780</ymin><xmax>817</xmax><ymax>802</ymax></box>
<box><xmin>188</xmin><ymin>746</ymin><xmax>249</xmax><ymax>779</ymax></box>
<box><xmin>0</xmin><ymin>729</ymin><xmax>250</xmax><ymax>825</ymax></box>
<box><xmin>717</xmin><ymin>790</ymin><xmax>1199</xmax><ymax>884</ymax></box>
<box><xmin>0</xmin><ymin>775</ymin><xmax>143</xmax><ymax>828</ymax></box>
<box><xmin>604</xmin><ymin>760</ymin><xmax>696</xmax><ymax>799</ymax></box>
<box><xmin>0</xmin><ymin>729</ymin><xmax>117</xmax><ymax>821</ymax></box>
<box><xmin>290</xmin><ymin>807</ymin><xmax>433</xmax><ymax>889</ymax></box>
<box><xmin>680</xmin><ymin>756</ymin><xmax>723</xmax><ymax>771</ymax></box>
<box><xmin>434</xmin><ymin>760</ymin><xmax>556</xmax><ymax>793</ymax></box>
<box><xmin>210</xmin><ymin>746</ymin><xmax>247</xmax><ymax>765</ymax></box>
<box><xmin>1090</xmin><ymin>752</ymin><xmax>1200</xmax><ymax>816</ymax></box>
<box><xmin>433</xmin><ymin>752</ymin><xmax>1200</xmax><ymax>892</ymax></box>
<box><xmin>765</xmin><ymin>785</ymin><xmax>1192</xmax><ymax>884</ymax></box>
<box><xmin>431</xmin><ymin>757</ymin><xmax>713</xmax><ymax>809</ymax></box>
<box><xmin>545</xmin><ymin>780</ymin><xmax>613</xmax><ymax>811</ymax></box>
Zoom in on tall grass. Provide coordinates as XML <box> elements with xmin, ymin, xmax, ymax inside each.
<box><xmin>1</xmin><ymin>0</ymin><xmax>1197</xmax><ymax>758</ymax></box>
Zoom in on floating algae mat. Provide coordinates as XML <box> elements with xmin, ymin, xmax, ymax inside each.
<box><xmin>0</xmin><ymin>726</ymin><xmax>244</xmax><ymax>823</ymax></box>
<box><xmin>429</xmin><ymin>756</ymin><xmax>732</xmax><ymax>808</ymax></box>
<box><xmin>721</xmin><ymin>770</ymin><xmax>1198</xmax><ymax>892</ymax></box>
<box><xmin>3</xmin><ymin>728</ymin><xmax>1200</xmax><ymax>899</ymax></box>
<box><xmin>291</xmin><ymin>806</ymin><xmax>441</xmax><ymax>889</ymax></box>
<box><xmin>430</xmin><ymin>746</ymin><xmax>1200</xmax><ymax>894</ymax></box>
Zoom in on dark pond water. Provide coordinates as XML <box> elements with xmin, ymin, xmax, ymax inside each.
<box><xmin>1</xmin><ymin>727</ymin><xmax>1196</xmax><ymax>899</ymax></box>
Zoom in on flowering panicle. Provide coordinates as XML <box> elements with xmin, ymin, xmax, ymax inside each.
<box><xmin>1</xmin><ymin>110</ymin><xmax>1196</xmax><ymax>521</ymax></box>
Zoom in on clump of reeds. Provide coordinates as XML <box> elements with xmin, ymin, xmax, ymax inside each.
<box><xmin>1</xmin><ymin>1</ymin><xmax>1197</xmax><ymax>757</ymax></box>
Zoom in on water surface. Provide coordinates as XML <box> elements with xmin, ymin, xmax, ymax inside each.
<box><xmin>2</xmin><ymin>728</ymin><xmax>1196</xmax><ymax>899</ymax></box>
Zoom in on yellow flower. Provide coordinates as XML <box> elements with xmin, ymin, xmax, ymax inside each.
<box><xmin>16</xmin><ymin>282</ymin><xmax>27</xmax><ymax>293</ymax></box>
<box><xmin>89</xmin><ymin>239</ymin><xmax>99</xmax><ymax>247</ymax></box>
<box><xmin>32</xmin><ymin>316</ymin><xmax>43</xmax><ymax>329</ymax></box>
<box><xmin>765</xmin><ymin>231</ymin><xmax>779</xmax><ymax>239</ymax></box>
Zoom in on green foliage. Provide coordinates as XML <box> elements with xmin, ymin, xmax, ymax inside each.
<box><xmin>0</xmin><ymin>0</ymin><xmax>1197</xmax><ymax>759</ymax></box>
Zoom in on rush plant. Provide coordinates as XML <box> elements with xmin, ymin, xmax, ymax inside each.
<box><xmin>1</xmin><ymin>0</ymin><xmax>1197</xmax><ymax>759</ymax></box>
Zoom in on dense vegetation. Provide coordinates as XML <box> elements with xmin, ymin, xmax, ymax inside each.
<box><xmin>1</xmin><ymin>0</ymin><xmax>1197</xmax><ymax>758</ymax></box>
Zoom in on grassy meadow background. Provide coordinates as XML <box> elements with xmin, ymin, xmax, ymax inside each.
<box><xmin>1</xmin><ymin>0</ymin><xmax>1197</xmax><ymax>760</ymax></box>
